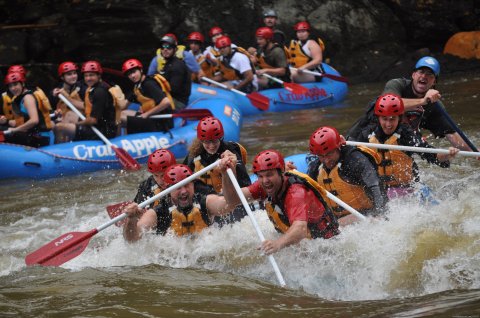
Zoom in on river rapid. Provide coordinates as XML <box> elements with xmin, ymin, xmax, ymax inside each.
<box><xmin>1</xmin><ymin>73</ymin><xmax>479</xmax><ymax>317</ymax></box>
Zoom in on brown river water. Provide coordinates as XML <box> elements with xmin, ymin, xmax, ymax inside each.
<box><xmin>1</xmin><ymin>73</ymin><xmax>479</xmax><ymax>317</ymax></box>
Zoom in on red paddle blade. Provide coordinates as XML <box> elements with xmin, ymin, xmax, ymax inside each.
<box><xmin>173</xmin><ymin>108</ymin><xmax>213</xmax><ymax>120</ymax></box>
<box><xmin>283</xmin><ymin>82</ymin><xmax>309</xmax><ymax>95</ymax></box>
<box><xmin>323</xmin><ymin>73</ymin><xmax>349</xmax><ymax>83</ymax></box>
<box><xmin>106</xmin><ymin>201</ymin><xmax>132</xmax><ymax>227</ymax></box>
<box><xmin>25</xmin><ymin>230</ymin><xmax>97</xmax><ymax>266</ymax></box>
<box><xmin>112</xmin><ymin>147</ymin><xmax>141</xmax><ymax>171</ymax></box>
<box><xmin>0</xmin><ymin>131</ymin><xmax>4</xmax><ymax>142</ymax></box>
<box><xmin>246</xmin><ymin>92</ymin><xmax>270</xmax><ymax>110</ymax></box>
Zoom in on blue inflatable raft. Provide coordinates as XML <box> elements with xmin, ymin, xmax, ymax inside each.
<box><xmin>0</xmin><ymin>98</ymin><xmax>242</xmax><ymax>180</ymax></box>
<box><xmin>190</xmin><ymin>64</ymin><xmax>348</xmax><ymax>116</ymax></box>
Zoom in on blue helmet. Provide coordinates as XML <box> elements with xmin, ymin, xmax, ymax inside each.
<box><xmin>415</xmin><ymin>56</ymin><xmax>440</xmax><ymax>77</ymax></box>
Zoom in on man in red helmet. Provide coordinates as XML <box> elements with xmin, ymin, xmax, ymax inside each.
<box><xmin>50</xmin><ymin>61</ymin><xmax>86</xmax><ymax>126</ymax></box>
<box><xmin>185</xmin><ymin>31</ymin><xmax>209</xmax><ymax>81</ymax></box>
<box><xmin>251</xmin><ymin>27</ymin><xmax>290</xmax><ymax>89</ymax></box>
<box><xmin>214</xmin><ymin>35</ymin><xmax>257</xmax><ymax>93</ymax></box>
<box><xmin>355</xmin><ymin>93</ymin><xmax>458</xmax><ymax>198</ymax></box>
<box><xmin>120</xmin><ymin>58</ymin><xmax>174</xmax><ymax>133</ymax></box>
<box><xmin>307</xmin><ymin>126</ymin><xmax>386</xmax><ymax>225</ymax></box>
<box><xmin>53</xmin><ymin>61</ymin><xmax>116</xmax><ymax>142</ymax></box>
<box><xmin>123</xmin><ymin>162</ymin><xmax>236</xmax><ymax>242</ymax></box>
<box><xmin>221</xmin><ymin>149</ymin><xmax>339</xmax><ymax>255</ymax></box>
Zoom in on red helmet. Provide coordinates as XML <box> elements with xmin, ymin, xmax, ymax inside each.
<box><xmin>58</xmin><ymin>61</ymin><xmax>78</xmax><ymax>77</ymax></box>
<box><xmin>4</xmin><ymin>72</ymin><xmax>25</xmax><ymax>85</ymax></box>
<box><xmin>163</xmin><ymin>164</ymin><xmax>193</xmax><ymax>186</ymax></box>
<box><xmin>122</xmin><ymin>59</ymin><xmax>143</xmax><ymax>74</ymax></box>
<box><xmin>7</xmin><ymin>65</ymin><xmax>26</xmax><ymax>75</ymax></box>
<box><xmin>197</xmin><ymin>116</ymin><xmax>224</xmax><ymax>140</ymax></box>
<box><xmin>209</xmin><ymin>26</ymin><xmax>223</xmax><ymax>37</ymax></box>
<box><xmin>187</xmin><ymin>32</ymin><xmax>205</xmax><ymax>43</ymax></box>
<box><xmin>294</xmin><ymin>21</ymin><xmax>311</xmax><ymax>31</ymax></box>
<box><xmin>147</xmin><ymin>149</ymin><xmax>176</xmax><ymax>173</ymax></box>
<box><xmin>255</xmin><ymin>27</ymin><xmax>274</xmax><ymax>40</ymax></box>
<box><xmin>164</xmin><ymin>33</ymin><xmax>178</xmax><ymax>44</ymax></box>
<box><xmin>215</xmin><ymin>36</ymin><xmax>231</xmax><ymax>49</ymax></box>
<box><xmin>252</xmin><ymin>150</ymin><xmax>285</xmax><ymax>173</ymax></box>
<box><xmin>374</xmin><ymin>93</ymin><xmax>405</xmax><ymax>116</ymax></box>
<box><xmin>81</xmin><ymin>61</ymin><xmax>103</xmax><ymax>74</ymax></box>
<box><xmin>309</xmin><ymin>126</ymin><xmax>346</xmax><ymax>156</ymax></box>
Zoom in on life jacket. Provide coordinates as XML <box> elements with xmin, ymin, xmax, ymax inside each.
<box><xmin>1</xmin><ymin>92</ymin><xmax>14</xmax><ymax>119</ymax></box>
<box><xmin>133</xmin><ymin>74</ymin><xmax>175</xmax><ymax>114</ymax></box>
<box><xmin>317</xmin><ymin>146</ymin><xmax>381</xmax><ymax>218</ymax></box>
<box><xmin>285</xmin><ymin>38</ymin><xmax>325</xmax><ymax>71</ymax></box>
<box><xmin>193</xmin><ymin>142</ymin><xmax>247</xmax><ymax>193</ymax></box>
<box><xmin>55</xmin><ymin>85</ymin><xmax>83</xmax><ymax>115</ymax></box>
<box><xmin>218</xmin><ymin>47</ymin><xmax>255</xmax><ymax>81</ymax></box>
<box><xmin>193</xmin><ymin>50</ymin><xmax>220</xmax><ymax>80</ymax></box>
<box><xmin>84</xmin><ymin>83</ymin><xmax>124</xmax><ymax>124</ymax></box>
<box><xmin>155</xmin><ymin>193</ymin><xmax>211</xmax><ymax>236</ymax></box>
<box><xmin>369</xmin><ymin>133</ymin><xmax>414</xmax><ymax>187</ymax></box>
<box><xmin>11</xmin><ymin>89</ymin><xmax>52</xmax><ymax>131</ymax></box>
<box><xmin>156</xmin><ymin>44</ymin><xmax>187</xmax><ymax>74</ymax></box>
<box><xmin>134</xmin><ymin>175</ymin><xmax>164</xmax><ymax>209</ymax></box>
<box><xmin>265</xmin><ymin>170</ymin><xmax>339</xmax><ymax>239</ymax></box>
<box><xmin>256</xmin><ymin>43</ymin><xmax>285</xmax><ymax>69</ymax></box>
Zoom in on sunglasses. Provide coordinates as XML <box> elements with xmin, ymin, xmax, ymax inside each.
<box><xmin>161</xmin><ymin>44</ymin><xmax>175</xmax><ymax>49</ymax></box>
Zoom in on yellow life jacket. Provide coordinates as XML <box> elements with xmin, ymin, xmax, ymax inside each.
<box><xmin>170</xmin><ymin>203</ymin><xmax>210</xmax><ymax>236</ymax></box>
<box><xmin>218</xmin><ymin>47</ymin><xmax>254</xmax><ymax>81</ymax></box>
<box><xmin>265</xmin><ymin>170</ymin><xmax>339</xmax><ymax>239</ymax></box>
<box><xmin>369</xmin><ymin>133</ymin><xmax>414</xmax><ymax>187</ymax></box>
<box><xmin>55</xmin><ymin>86</ymin><xmax>82</xmax><ymax>115</ymax></box>
<box><xmin>156</xmin><ymin>45</ymin><xmax>186</xmax><ymax>73</ymax></box>
<box><xmin>32</xmin><ymin>88</ymin><xmax>53</xmax><ymax>130</ymax></box>
<box><xmin>193</xmin><ymin>143</ymin><xmax>247</xmax><ymax>193</ymax></box>
<box><xmin>285</xmin><ymin>38</ymin><xmax>325</xmax><ymax>68</ymax></box>
<box><xmin>317</xmin><ymin>146</ymin><xmax>380</xmax><ymax>217</ymax></box>
<box><xmin>2</xmin><ymin>92</ymin><xmax>14</xmax><ymax>119</ymax></box>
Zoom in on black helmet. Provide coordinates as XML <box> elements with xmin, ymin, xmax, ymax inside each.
<box><xmin>160</xmin><ymin>35</ymin><xmax>176</xmax><ymax>47</ymax></box>
<box><xmin>263</xmin><ymin>9</ymin><xmax>277</xmax><ymax>18</ymax></box>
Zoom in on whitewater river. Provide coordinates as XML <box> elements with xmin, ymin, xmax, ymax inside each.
<box><xmin>1</xmin><ymin>73</ymin><xmax>479</xmax><ymax>317</ymax></box>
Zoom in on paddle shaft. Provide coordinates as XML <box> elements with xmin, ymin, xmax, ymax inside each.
<box><xmin>289</xmin><ymin>67</ymin><xmax>348</xmax><ymax>83</ymax></box>
<box><xmin>200</xmin><ymin>77</ymin><xmax>247</xmax><ymax>96</ymax></box>
<box><xmin>226</xmin><ymin>169</ymin><xmax>286</xmax><ymax>287</ymax></box>
<box><xmin>346</xmin><ymin>141</ymin><xmax>480</xmax><ymax>158</ymax></box>
<box><xmin>435</xmin><ymin>104</ymin><xmax>479</xmax><ymax>152</ymax></box>
<box><xmin>58</xmin><ymin>94</ymin><xmax>114</xmax><ymax>148</ymax></box>
<box><xmin>261</xmin><ymin>73</ymin><xmax>283</xmax><ymax>85</ymax></box>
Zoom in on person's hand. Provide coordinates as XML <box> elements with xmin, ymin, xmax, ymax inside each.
<box><xmin>247</xmin><ymin>47</ymin><xmax>257</xmax><ymax>56</ymax></box>
<box><xmin>8</xmin><ymin>119</ymin><xmax>16</xmax><ymax>127</ymax></box>
<box><xmin>123</xmin><ymin>203</ymin><xmax>143</xmax><ymax>219</ymax></box>
<box><xmin>258</xmin><ymin>239</ymin><xmax>281</xmax><ymax>255</ymax></box>
<box><xmin>255</xmin><ymin>69</ymin><xmax>266</xmax><ymax>76</ymax></box>
<box><xmin>448</xmin><ymin>147</ymin><xmax>460</xmax><ymax>159</ymax></box>
<box><xmin>219</xmin><ymin>150</ymin><xmax>237</xmax><ymax>171</ymax></box>
<box><xmin>139</xmin><ymin>112</ymin><xmax>149</xmax><ymax>119</ymax></box>
<box><xmin>0</xmin><ymin>116</ymin><xmax>6</xmax><ymax>125</ymax></box>
<box><xmin>423</xmin><ymin>89</ymin><xmax>441</xmax><ymax>104</ymax></box>
<box><xmin>52</xmin><ymin>87</ymin><xmax>62</xmax><ymax>96</ymax></box>
<box><xmin>285</xmin><ymin>161</ymin><xmax>297</xmax><ymax>171</ymax></box>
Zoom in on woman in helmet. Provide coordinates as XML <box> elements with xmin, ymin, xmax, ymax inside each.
<box><xmin>50</xmin><ymin>61</ymin><xmax>86</xmax><ymax>125</ymax></box>
<box><xmin>220</xmin><ymin>149</ymin><xmax>339</xmax><ymax>255</ymax></box>
<box><xmin>53</xmin><ymin>61</ymin><xmax>116</xmax><ymax>142</ymax></box>
<box><xmin>183</xmin><ymin>116</ymin><xmax>251</xmax><ymax>225</ymax></box>
<box><xmin>287</xmin><ymin>21</ymin><xmax>324</xmax><ymax>83</ymax></box>
<box><xmin>120</xmin><ymin>58</ymin><xmax>174</xmax><ymax>133</ymax></box>
<box><xmin>3</xmin><ymin>72</ymin><xmax>52</xmax><ymax>147</ymax></box>
<box><xmin>307</xmin><ymin>126</ymin><xmax>386</xmax><ymax>225</ymax></box>
<box><xmin>356</xmin><ymin>93</ymin><xmax>459</xmax><ymax>197</ymax></box>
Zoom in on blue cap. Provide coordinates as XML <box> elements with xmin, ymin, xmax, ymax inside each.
<box><xmin>415</xmin><ymin>56</ymin><xmax>440</xmax><ymax>77</ymax></box>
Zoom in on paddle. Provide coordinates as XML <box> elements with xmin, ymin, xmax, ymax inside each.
<box><xmin>150</xmin><ymin>108</ymin><xmax>213</xmax><ymax>120</ymax></box>
<box><xmin>200</xmin><ymin>77</ymin><xmax>270</xmax><ymax>111</ymax></box>
<box><xmin>346</xmin><ymin>141</ymin><xmax>480</xmax><ymax>158</ymax></box>
<box><xmin>0</xmin><ymin>130</ymin><xmax>10</xmax><ymax>142</ymax></box>
<box><xmin>226</xmin><ymin>168</ymin><xmax>286</xmax><ymax>287</ymax></box>
<box><xmin>289</xmin><ymin>67</ymin><xmax>349</xmax><ymax>83</ymax></box>
<box><xmin>58</xmin><ymin>94</ymin><xmax>141</xmax><ymax>171</ymax></box>
<box><xmin>25</xmin><ymin>160</ymin><xmax>221</xmax><ymax>267</ymax></box>
<box><xmin>261</xmin><ymin>73</ymin><xmax>309</xmax><ymax>95</ymax></box>
<box><xmin>434</xmin><ymin>103</ymin><xmax>479</xmax><ymax>152</ymax></box>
